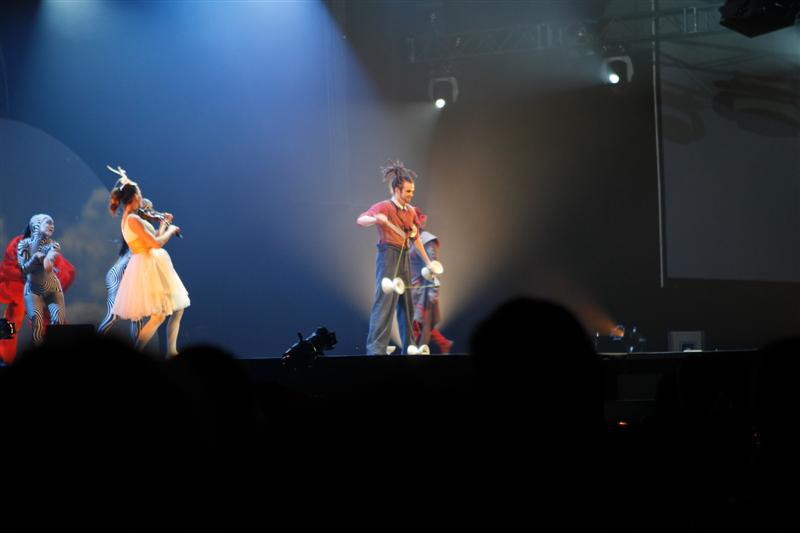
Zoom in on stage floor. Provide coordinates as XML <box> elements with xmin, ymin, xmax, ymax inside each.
<box><xmin>236</xmin><ymin>349</ymin><xmax>758</xmax><ymax>424</ymax></box>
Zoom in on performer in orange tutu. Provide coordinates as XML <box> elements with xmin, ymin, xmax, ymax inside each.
<box><xmin>108</xmin><ymin>169</ymin><xmax>188</xmax><ymax>356</ymax></box>
<box><xmin>0</xmin><ymin>226</ymin><xmax>75</xmax><ymax>363</ymax></box>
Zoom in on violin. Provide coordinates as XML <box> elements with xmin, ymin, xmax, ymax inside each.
<box><xmin>138</xmin><ymin>207</ymin><xmax>183</xmax><ymax>239</ymax></box>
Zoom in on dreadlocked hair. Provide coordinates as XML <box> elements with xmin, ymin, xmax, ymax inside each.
<box><xmin>381</xmin><ymin>159</ymin><xmax>417</xmax><ymax>191</ymax></box>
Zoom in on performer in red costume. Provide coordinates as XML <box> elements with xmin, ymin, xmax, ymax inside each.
<box><xmin>409</xmin><ymin>208</ymin><xmax>453</xmax><ymax>354</ymax></box>
<box><xmin>0</xmin><ymin>232</ymin><xmax>75</xmax><ymax>364</ymax></box>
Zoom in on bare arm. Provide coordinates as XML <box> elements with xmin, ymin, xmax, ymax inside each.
<box><xmin>357</xmin><ymin>213</ymin><xmax>388</xmax><ymax>228</ymax></box>
<box><xmin>413</xmin><ymin>235</ymin><xmax>432</xmax><ymax>266</ymax></box>
<box><xmin>17</xmin><ymin>238</ymin><xmax>43</xmax><ymax>274</ymax></box>
<box><xmin>43</xmin><ymin>242</ymin><xmax>60</xmax><ymax>273</ymax></box>
<box><xmin>127</xmin><ymin>214</ymin><xmax>179</xmax><ymax>248</ymax></box>
<box><xmin>156</xmin><ymin>212</ymin><xmax>174</xmax><ymax>237</ymax></box>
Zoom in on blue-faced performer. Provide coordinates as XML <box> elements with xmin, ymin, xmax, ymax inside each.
<box><xmin>409</xmin><ymin>210</ymin><xmax>453</xmax><ymax>354</ymax></box>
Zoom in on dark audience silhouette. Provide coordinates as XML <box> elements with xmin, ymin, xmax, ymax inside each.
<box><xmin>0</xmin><ymin>298</ymin><xmax>794</xmax><ymax>531</ymax></box>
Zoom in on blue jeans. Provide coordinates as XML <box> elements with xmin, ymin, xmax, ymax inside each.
<box><xmin>366</xmin><ymin>243</ymin><xmax>413</xmax><ymax>355</ymax></box>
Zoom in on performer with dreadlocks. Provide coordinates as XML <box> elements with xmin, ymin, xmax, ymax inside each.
<box><xmin>16</xmin><ymin>214</ymin><xmax>68</xmax><ymax>346</ymax></box>
<box><xmin>357</xmin><ymin>160</ymin><xmax>439</xmax><ymax>355</ymax></box>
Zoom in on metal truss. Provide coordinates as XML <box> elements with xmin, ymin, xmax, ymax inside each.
<box><xmin>406</xmin><ymin>3</ymin><xmax>726</xmax><ymax>64</ymax></box>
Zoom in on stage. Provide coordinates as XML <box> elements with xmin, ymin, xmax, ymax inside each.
<box><xmin>237</xmin><ymin>349</ymin><xmax>760</xmax><ymax>425</ymax></box>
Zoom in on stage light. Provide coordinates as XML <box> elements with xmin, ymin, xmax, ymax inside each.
<box><xmin>595</xmin><ymin>324</ymin><xmax>647</xmax><ymax>353</ymax></box>
<box><xmin>0</xmin><ymin>319</ymin><xmax>16</xmax><ymax>340</ymax></box>
<box><xmin>428</xmin><ymin>76</ymin><xmax>459</xmax><ymax>108</ymax></box>
<box><xmin>281</xmin><ymin>326</ymin><xmax>337</xmax><ymax>369</ymax></box>
<box><xmin>603</xmin><ymin>56</ymin><xmax>633</xmax><ymax>85</ymax></box>
<box><xmin>720</xmin><ymin>0</ymin><xmax>800</xmax><ymax>38</ymax></box>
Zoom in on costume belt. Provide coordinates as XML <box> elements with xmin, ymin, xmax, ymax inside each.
<box><xmin>128</xmin><ymin>239</ymin><xmax>150</xmax><ymax>254</ymax></box>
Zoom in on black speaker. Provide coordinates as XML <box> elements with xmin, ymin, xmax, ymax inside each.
<box><xmin>719</xmin><ymin>0</ymin><xmax>800</xmax><ymax>37</ymax></box>
<box><xmin>45</xmin><ymin>324</ymin><xmax>96</xmax><ymax>346</ymax></box>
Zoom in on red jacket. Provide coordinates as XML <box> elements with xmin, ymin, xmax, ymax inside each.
<box><xmin>0</xmin><ymin>235</ymin><xmax>75</xmax><ymax>303</ymax></box>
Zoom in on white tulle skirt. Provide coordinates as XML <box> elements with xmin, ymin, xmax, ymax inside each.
<box><xmin>112</xmin><ymin>248</ymin><xmax>190</xmax><ymax>320</ymax></box>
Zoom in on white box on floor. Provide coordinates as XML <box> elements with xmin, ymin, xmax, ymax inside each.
<box><xmin>668</xmin><ymin>331</ymin><xmax>705</xmax><ymax>352</ymax></box>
